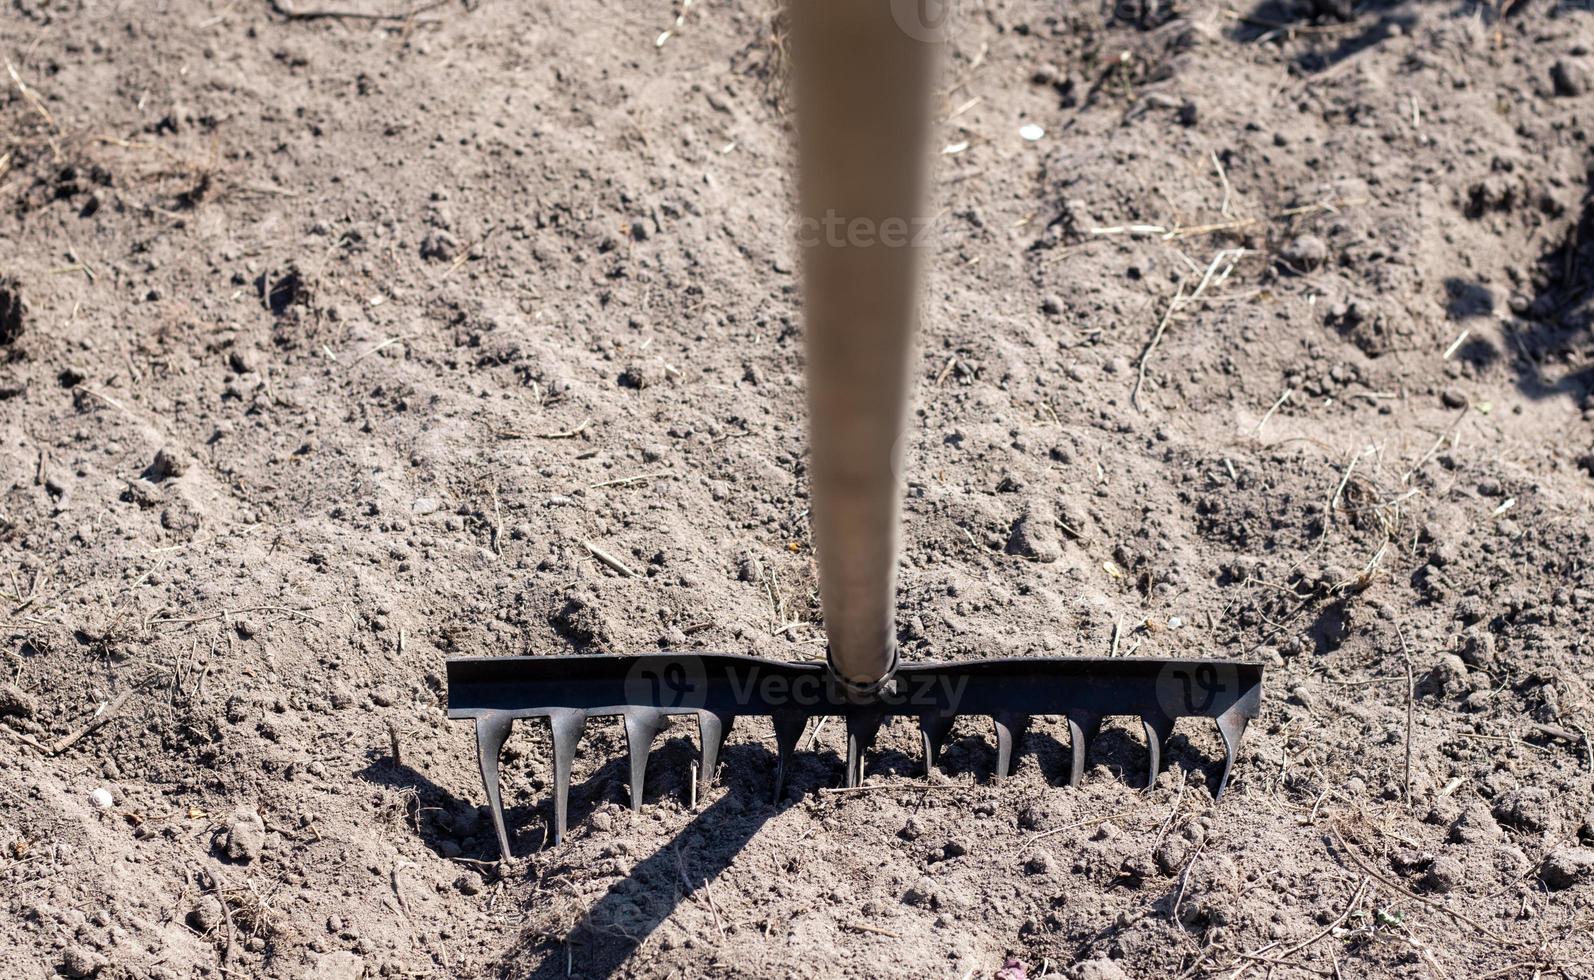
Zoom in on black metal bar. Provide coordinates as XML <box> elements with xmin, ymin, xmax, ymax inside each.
<box><xmin>447</xmin><ymin>654</ymin><xmax>1263</xmax><ymax>860</ymax></box>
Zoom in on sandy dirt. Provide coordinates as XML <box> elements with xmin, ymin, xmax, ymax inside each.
<box><xmin>4</xmin><ymin>0</ymin><xmax>1594</xmax><ymax>977</ymax></box>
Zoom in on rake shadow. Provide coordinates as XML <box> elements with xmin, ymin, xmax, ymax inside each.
<box><xmin>499</xmin><ymin>740</ymin><xmax>785</xmax><ymax>979</ymax></box>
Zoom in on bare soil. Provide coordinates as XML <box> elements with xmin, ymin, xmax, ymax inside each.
<box><xmin>4</xmin><ymin>0</ymin><xmax>1594</xmax><ymax>977</ymax></box>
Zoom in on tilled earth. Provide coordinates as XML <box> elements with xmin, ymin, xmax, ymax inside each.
<box><xmin>4</xmin><ymin>0</ymin><xmax>1594</xmax><ymax>977</ymax></box>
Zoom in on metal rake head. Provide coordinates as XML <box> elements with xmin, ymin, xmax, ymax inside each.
<box><xmin>446</xmin><ymin>654</ymin><xmax>1263</xmax><ymax>861</ymax></box>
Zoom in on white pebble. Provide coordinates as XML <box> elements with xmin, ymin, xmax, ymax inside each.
<box><xmin>1019</xmin><ymin>123</ymin><xmax>1045</xmax><ymax>141</ymax></box>
<box><xmin>89</xmin><ymin>788</ymin><xmax>114</xmax><ymax>809</ymax></box>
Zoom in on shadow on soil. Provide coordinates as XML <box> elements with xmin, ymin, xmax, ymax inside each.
<box><xmin>498</xmin><ymin>738</ymin><xmax>784</xmax><ymax>979</ymax></box>
<box><xmin>1230</xmin><ymin>0</ymin><xmax>1526</xmax><ymax>73</ymax></box>
<box><xmin>1434</xmin><ymin>167</ymin><xmax>1594</xmax><ymax>401</ymax></box>
<box><xmin>364</xmin><ymin>716</ymin><xmax>1234</xmax><ymax>978</ymax></box>
<box><xmin>1229</xmin><ymin>0</ymin><xmax>1593</xmax><ymax>400</ymax></box>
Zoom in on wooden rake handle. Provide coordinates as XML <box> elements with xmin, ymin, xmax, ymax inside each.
<box><xmin>792</xmin><ymin>0</ymin><xmax>943</xmax><ymax>692</ymax></box>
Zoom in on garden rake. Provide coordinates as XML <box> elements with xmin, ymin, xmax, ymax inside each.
<box><xmin>447</xmin><ymin>0</ymin><xmax>1263</xmax><ymax>861</ymax></box>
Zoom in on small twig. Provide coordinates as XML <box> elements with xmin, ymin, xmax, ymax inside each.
<box><xmin>1395</xmin><ymin>625</ymin><xmax>1415</xmax><ymax>808</ymax></box>
<box><xmin>1024</xmin><ymin>806</ymin><xmax>1148</xmax><ymax>847</ymax></box>
<box><xmin>1132</xmin><ymin>279</ymin><xmax>1186</xmax><ymax>410</ymax></box>
<box><xmin>387</xmin><ymin>719</ymin><xmax>403</xmax><ymax>769</ymax></box>
<box><xmin>589</xmin><ymin>474</ymin><xmax>660</xmax><ymax>489</ymax></box>
<box><xmin>843</xmin><ymin>921</ymin><xmax>902</xmax><ymax>939</ymax></box>
<box><xmin>801</xmin><ymin>716</ymin><xmax>827</xmax><ymax>750</ymax></box>
<box><xmin>209</xmin><ymin>869</ymin><xmax>236</xmax><ymax>963</ymax></box>
<box><xmin>537</xmin><ymin>419</ymin><xmax>591</xmax><ymax>440</ymax></box>
<box><xmin>1170</xmin><ymin>839</ymin><xmax>1206</xmax><ymax>930</ymax></box>
<box><xmin>817</xmin><ymin>781</ymin><xmax>966</xmax><ymax>796</ymax></box>
<box><xmin>583</xmin><ymin>540</ymin><xmax>637</xmax><ymax>579</ymax></box>
<box><xmin>1133</xmin><ymin>248</ymin><xmax>1246</xmax><ymax>411</ymax></box>
<box><xmin>5</xmin><ymin>57</ymin><xmax>57</xmax><ymax>130</ymax></box>
<box><xmin>1402</xmin><ymin>406</ymin><xmax>1469</xmax><ymax>485</ymax></box>
<box><xmin>488</xmin><ymin>481</ymin><xmax>503</xmax><ymax>557</ymax></box>
<box><xmin>48</xmin><ymin>690</ymin><xmax>135</xmax><ymax>755</ymax></box>
<box><xmin>1211</xmin><ymin>150</ymin><xmax>1233</xmax><ymax>217</ymax></box>
<box><xmin>265</xmin><ymin>0</ymin><xmax>448</xmax><ymax>21</ymax></box>
<box><xmin>349</xmin><ymin>334</ymin><xmax>407</xmax><ymax>365</ymax></box>
<box><xmin>701</xmin><ymin>878</ymin><xmax>726</xmax><ymax>938</ymax></box>
<box><xmin>1330</xmin><ymin>825</ymin><xmax>1519</xmax><ymax>947</ymax></box>
<box><xmin>1152</xmin><ymin>776</ymin><xmax>1187</xmax><ymax>849</ymax></box>
<box><xmin>1230</xmin><ymin>879</ymin><xmax>1367</xmax><ymax>975</ymax></box>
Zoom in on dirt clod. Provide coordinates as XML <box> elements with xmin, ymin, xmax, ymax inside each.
<box><xmin>1007</xmin><ymin>499</ymin><xmax>1061</xmax><ymax>562</ymax></box>
<box><xmin>60</xmin><ymin>947</ymin><xmax>106</xmax><ymax>978</ymax></box>
<box><xmin>1073</xmin><ymin>958</ymin><xmax>1131</xmax><ymax>980</ymax></box>
<box><xmin>221</xmin><ymin>808</ymin><xmax>267</xmax><ymax>863</ymax></box>
<box><xmin>1492</xmin><ymin>787</ymin><xmax>1559</xmax><ymax>835</ymax></box>
<box><xmin>144</xmin><ymin>447</ymin><xmax>188</xmax><ymax>482</ymax></box>
<box><xmin>1451</xmin><ymin>804</ymin><xmax>1505</xmax><ymax>845</ymax></box>
<box><xmin>1421</xmin><ymin>854</ymin><xmax>1465</xmax><ymax>893</ymax></box>
<box><xmin>1551</xmin><ymin>59</ymin><xmax>1589</xmax><ymax>97</ymax></box>
<box><xmin>0</xmin><ymin>682</ymin><xmax>37</xmax><ymax>718</ymax></box>
<box><xmin>1280</xmin><ymin>234</ymin><xmax>1327</xmax><ymax>272</ymax></box>
<box><xmin>1542</xmin><ymin>849</ymin><xmax>1594</xmax><ymax>890</ymax></box>
<box><xmin>187</xmin><ymin>896</ymin><xmax>225</xmax><ymax>934</ymax></box>
<box><xmin>618</xmin><ymin>359</ymin><xmax>668</xmax><ymax>390</ymax></box>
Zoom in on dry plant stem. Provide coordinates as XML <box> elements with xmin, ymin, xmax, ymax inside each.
<box><xmin>1132</xmin><ymin>279</ymin><xmax>1186</xmax><ymax>410</ymax></box>
<box><xmin>817</xmin><ymin>781</ymin><xmax>965</xmax><ymax>796</ymax></box>
<box><xmin>1330</xmin><ymin>825</ymin><xmax>1518</xmax><ymax>947</ymax></box>
<box><xmin>1229</xmin><ymin>879</ymin><xmax>1368</xmax><ymax>977</ymax></box>
<box><xmin>266</xmin><ymin>0</ymin><xmax>448</xmax><ymax>21</ymax></box>
<box><xmin>1024</xmin><ymin>806</ymin><xmax>1148</xmax><ymax>847</ymax></box>
<box><xmin>1255</xmin><ymin>386</ymin><xmax>1293</xmax><ymax>434</ymax></box>
<box><xmin>1170</xmin><ymin>839</ymin><xmax>1206</xmax><ymax>930</ymax></box>
<box><xmin>5</xmin><ymin>57</ymin><xmax>57</xmax><ymax>130</ymax></box>
<box><xmin>1396</xmin><ymin>625</ymin><xmax>1415</xmax><ymax>808</ymax></box>
<box><xmin>583</xmin><ymin>540</ymin><xmax>637</xmax><ymax>578</ymax></box>
<box><xmin>1402</xmin><ymin>406</ymin><xmax>1469</xmax><ymax>484</ymax></box>
<box><xmin>39</xmin><ymin>689</ymin><xmax>136</xmax><ymax>755</ymax></box>
<box><xmin>1132</xmin><ymin>248</ymin><xmax>1245</xmax><ymax>410</ymax></box>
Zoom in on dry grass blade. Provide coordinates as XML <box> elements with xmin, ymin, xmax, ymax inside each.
<box><xmin>1132</xmin><ymin>248</ymin><xmax>1247</xmax><ymax>409</ymax></box>
<box><xmin>1330</xmin><ymin>824</ymin><xmax>1520</xmax><ymax>947</ymax></box>
<box><xmin>5</xmin><ymin>57</ymin><xmax>57</xmax><ymax>130</ymax></box>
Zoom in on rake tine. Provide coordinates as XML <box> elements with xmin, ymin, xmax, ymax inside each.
<box><xmin>547</xmin><ymin>709</ymin><xmax>586</xmax><ymax>846</ymax></box>
<box><xmin>1214</xmin><ymin>705</ymin><xmax>1250</xmax><ymax>799</ymax></box>
<box><xmin>696</xmin><ymin>710</ymin><xmax>734</xmax><ymax>803</ymax></box>
<box><xmin>1065</xmin><ymin>713</ymin><xmax>1100</xmax><ymax>789</ymax></box>
<box><xmin>844</xmin><ymin>710</ymin><xmax>885</xmax><ymax>788</ymax></box>
<box><xmin>474</xmin><ymin>713</ymin><xmax>515</xmax><ymax>862</ymax></box>
<box><xmin>1141</xmin><ymin>712</ymin><xmax>1177</xmax><ymax>791</ymax></box>
<box><xmin>918</xmin><ymin>712</ymin><xmax>955</xmax><ymax>776</ymax></box>
<box><xmin>622</xmin><ymin>707</ymin><xmax>669</xmax><ymax>812</ymax></box>
<box><xmin>992</xmin><ymin>712</ymin><xmax>1029</xmax><ymax>781</ymax></box>
<box><xmin>771</xmin><ymin>710</ymin><xmax>806</xmax><ymax>803</ymax></box>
